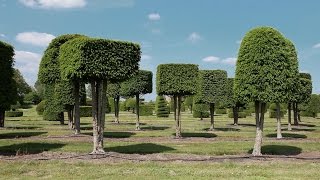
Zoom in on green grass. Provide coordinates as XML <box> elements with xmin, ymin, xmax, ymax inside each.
<box><xmin>1</xmin><ymin>106</ymin><xmax>320</xmax><ymax>178</ymax></box>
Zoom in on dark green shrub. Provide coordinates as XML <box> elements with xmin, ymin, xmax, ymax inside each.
<box><xmin>119</xmin><ymin>101</ymin><xmax>126</xmax><ymax>111</ymax></box>
<box><xmin>11</xmin><ymin>102</ymin><xmax>21</xmax><ymax>111</ymax></box>
<box><xmin>79</xmin><ymin>106</ymin><xmax>92</xmax><ymax>117</ymax></box>
<box><xmin>139</xmin><ymin>104</ymin><xmax>153</xmax><ymax>116</ymax></box>
<box><xmin>269</xmin><ymin>111</ymin><xmax>284</xmax><ymax>118</ymax></box>
<box><xmin>5</xmin><ymin>111</ymin><xmax>23</xmax><ymax>117</ymax></box>
<box><xmin>156</xmin><ymin>96</ymin><xmax>169</xmax><ymax>117</ymax></box>
<box><xmin>215</xmin><ymin>108</ymin><xmax>226</xmax><ymax>114</ymax></box>
<box><xmin>36</xmin><ymin>101</ymin><xmax>45</xmax><ymax>115</ymax></box>
<box><xmin>193</xmin><ymin>111</ymin><xmax>209</xmax><ymax>118</ymax></box>
<box><xmin>228</xmin><ymin>112</ymin><xmax>246</xmax><ymax>118</ymax></box>
<box><xmin>300</xmin><ymin>111</ymin><xmax>314</xmax><ymax>117</ymax></box>
<box><xmin>268</xmin><ymin>103</ymin><xmax>286</xmax><ymax>118</ymax></box>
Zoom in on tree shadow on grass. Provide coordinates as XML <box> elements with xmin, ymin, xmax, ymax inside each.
<box><xmin>203</xmin><ymin>127</ymin><xmax>240</xmax><ymax>132</ymax></box>
<box><xmin>106</xmin><ymin>143</ymin><xmax>175</xmax><ymax>154</ymax></box>
<box><xmin>248</xmin><ymin>145</ymin><xmax>302</xmax><ymax>155</ymax></box>
<box><xmin>83</xmin><ymin>131</ymin><xmax>136</xmax><ymax>138</ymax></box>
<box><xmin>122</xmin><ymin>122</ymin><xmax>147</xmax><ymax>126</ymax></box>
<box><xmin>6</xmin><ymin>126</ymin><xmax>40</xmax><ymax>130</ymax></box>
<box><xmin>141</xmin><ymin>126</ymin><xmax>170</xmax><ymax>131</ymax></box>
<box><xmin>266</xmin><ymin>133</ymin><xmax>307</xmax><ymax>139</ymax></box>
<box><xmin>80</xmin><ymin>126</ymin><xmax>93</xmax><ymax>130</ymax></box>
<box><xmin>0</xmin><ymin>132</ymin><xmax>47</xmax><ymax>139</ymax></box>
<box><xmin>282</xmin><ymin>128</ymin><xmax>316</xmax><ymax>132</ymax></box>
<box><xmin>0</xmin><ymin>142</ymin><xmax>65</xmax><ymax>156</ymax></box>
<box><xmin>297</xmin><ymin>124</ymin><xmax>316</xmax><ymax>127</ymax></box>
<box><xmin>237</xmin><ymin>123</ymin><xmax>256</xmax><ymax>127</ymax></box>
<box><xmin>172</xmin><ymin>132</ymin><xmax>217</xmax><ymax>138</ymax></box>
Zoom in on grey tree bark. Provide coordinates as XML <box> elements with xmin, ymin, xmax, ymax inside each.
<box><xmin>276</xmin><ymin>103</ymin><xmax>282</xmax><ymax>139</ymax></box>
<box><xmin>252</xmin><ymin>101</ymin><xmax>265</xmax><ymax>156</ymax></box>
<box><xmin>209</xmin><ymin>103</ymin><xmax>215</xmax><ymax>131</ymax></box>
<box><xmin>74</xmin><ymin>81</ymin><xmax>80</xmax><ymax>134</ymax></box>
<box><xmin>135</xmin><ymin>94</ymin><xmax>140</xmax><ymax>130</ymax></box>
<box><xmin>174</xmin><ymin>95</ymin><xmax>182</xmax><ymax>138</ymax></box>
<box><xmin>287</xmin><ymin>103</ymin><xmax>292</xmax><ymax>131</ymax></box>
<box><xmin>90</xmin><ymin>80</ymin><xmax>107</xmax><ymax>154</ymax></box>
<box><xmin>67</xmin><ymin>107</ymin><xmax>74</xmax><ymax>130</ymax></box>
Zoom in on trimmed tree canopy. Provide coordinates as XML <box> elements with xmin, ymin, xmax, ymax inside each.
<box><xmin>59</xmin><ymin>38</ymin><xmax>141</xmax><ymax>81</ymax></box>
<box><xmin>38</xmin><ymin>34</ymin><xmax>85</xmax><ymax>84</ymax></box>
<box><xmin>156</xmin><ymin>64</ymin><xmax>198</xmax><ymax>96</ymax></box>
<box><xmin>235</xmin><ymin>27</ymin><xmax>298</xmax><ymax>104</ymax></box>
<box><xmin>120</xmin><ymin>70</ymin><xmax>153</xmax><ymax>96</ymax></box>
<box><xmin>225</xmin><ymin>78</ymin><xmax>236</xmax><ymax>108</ymax></box>
<box><xmin>0</xmin><ymin>41</ymin><xmax>16</xmax><ymax>111</ymax></box>
<box><xmin>296</xmin><ymin>73</ymin><xmax>312</xmax><ymax>103</ymax></box>
<box><xmin>194</xmin><ymin>70</ymin><xmax>227</xmax><ymax>104</ymax></box>
<box><xmin>107</xmin><ymin>83</ymin><xmax>121</xmax><ymax>98</ymax></box>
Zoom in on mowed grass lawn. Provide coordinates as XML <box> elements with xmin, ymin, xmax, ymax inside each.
<box><xmin>1</xmin><ymin>106</ymin><xmax>320</xmax><ymax>179</ymax></box>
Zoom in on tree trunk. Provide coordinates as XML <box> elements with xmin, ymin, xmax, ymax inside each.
<box><xmin>293</xmin><ymin>103</ymin><xmax>299</xmax><ymax>126</ymax></box>
<box><xmin>74</xmin><ymin>81</ymin><xmax>81</xmax><ymax>134</ymax></box>
<box><xmin>190</xmin><ymin>105</ymin><xmax>193</xmax><ymax>113</ymax></box>
<box><xmin>252</xmin><ymin>101</ymin><xmax>265</xmax><ymax>156</ymax></box>
<box><xmin>200</xmin><ymin>112</ymin><xmax>203</xmax><ymax>121</ymax></box>
<box><xmin>114</xmin><ymin>96</ymin><xmax>120</xmax><ymax>124</ymax></box>
<box><xmin>233</xmin><ymin>106</ymin><xmax>239</xmax><ymax>126</ymax></box>
<box><xmin>59</xmin><ymin>112</ymin><xmax>64</xmax><ymax>125</ymax></box>
<box><xmin>0</xmin><ymin>110</ymin><xmax>5</xmax><ymax>127</ymax></box>
<box><xmin>209</xmin><ymin>103</ymin><xmax>215</xmax><ymax>131</ymax></box>
<box><xmin>174</xmin><ymin>95</ymin><xmax>181</xmax><ymax>138</ymax></box>
<box><xmin>135</xmin><ymin>94</ymin><xmax>140</xmax><ymax>130</ymax></box>
<box><xmin>276</xmin><ymin>103</ymin><xmax>282</xmax><ymax>139</ymax></box>
<box><xmin>90</xmin><ymin>79</ymin><xmax>107</xmax><ymax>154</ymax></box>
<box><xmin>67</xmin><ymin>108</ymin><xmax>74</xmax><ymax>130</ymax></box>
<box><xmin>287</xmin><ymin>103</ymin><xmax>292</xmax><ymax>131</ymax></box>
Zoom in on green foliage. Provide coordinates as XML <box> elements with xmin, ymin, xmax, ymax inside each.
<box><xmin>38</xmin><ymin>34</ymin><xmax>85</xmax><ymax>84</ymax></box>
<box><xmin>215</xmin><ymin>108</ymin><xmax>227</xmax><ymax>114</ymax></box>
<box><xmin>43</xmin><ymin>84</ymin><xmax>63</xmax><ymax>121</ymax></box>
<box><xmin>13</xmin><ymin>69</ymin><xmax>32</xmax><ymax>104</ymax></box>
<box><xmin>302</xmin><ymin>94</ymin><xmax>320</xmax><ymax>117</ymax></box>
<box><xmin>119</xmin><ymin>101</ymin><xmax>127</xmax><ymax>111</ymax></box>
<box><xmin>235</xmin><ymin>27</ymin><xmax>299</xmax><ymax>104</ymax></box>
<box><xmin>24</xmin><ymin>91</ymin><xmax>41</xmax><ymax>104</ymax></box>
<box><xmin>155</xmin><ymin>96</ymin><xmax>169</xmax><ymax>117</ymax></box>
<box><xmin>184</xmin><ymin>96</ymin><xmax>193</xmax><ymax>111</ymax></box>
<box><xmin>296</xmin><ymin>73</ymin><xmax>312</xmax><ymax>104</ymax></box>
<box><xmin>299</xmin><ymin>73</ymin><xmax>311</xmax><ymax>80</ymax></box>
<box><xmin>59</xmin><ymin>38</ymin><xmax>141</xmax><ymax>82</ymax></box>
<box><xmin>79</xmin><ymin>106</ymin><xmax>92</xmax><ymax>117</ymax></box>
<box><xmin>5</xmin><ymin>111</ymin><xmax>23</xmax><ymax>117</ymax></box>
<box><xmin>34</xmin><ymin>80</ymin><xmax>45</xmax><ymax>100</ymax></box>
<box><xmin>228</xmin><ymin>112</ymin><xmax>246</xmax><ymax>118</ymax></box>
<box><xmin>0</xmin><ymin>41</ymin><xmax>17</xmax><ymax>111</ymax></box>
<box><xmin>107</xmin><ymin>83</ymin><xmax>121</xmax><ymax>98</ymax></box>
<box><xmin>193</xmin><ymin>103</ymin><xmax>209</xmax><ymax>118</ymax></box>
<box><xmin>225</xmin><ymin>78</ymin><xmax>236</xmax><ymax>108</ymax></box>
<box><xmin>269</xmin><ymin>111</ymin><xmax>285</xmax><ymax>118</ymax></box>
<box><xmin>156</xmin><ymin>64</ymin><xmax>198</xmax><ymax>96</ymax></box>
<box><xmin>36</xmin><ymin>100</ymin><xmax>45</xmax><ymax>115</ymax></box>
<box><xmin>194</xmin><ymin>70</ymin><xmax>227</xmax><ymax>104</ymax></box>
<box><xmin>125</xmin><ymin>98</ymin><xmax>136</xmax><ymax>110</ymax></box>
<box><xmin>120</xmin><ymin>70</ymin><xmax>153</xmax><ymax>97</ymax></box>
<box><xmin>139</xmin><ymin>104</ymin><xmax>153</xmax><ymax>116</ymax></box>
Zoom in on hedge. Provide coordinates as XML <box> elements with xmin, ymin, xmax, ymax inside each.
<box><xmin>156</xmin><ymin>96</ymin><xmax>169</xmax><ymax>117</ymax></box>
<box><xmin>139</xmin><ymin>104</ymin><xmax>153</xmax><ymax>116</ymax></box>
<box><xmin>36</xmin><ymin>100</ymin><xmax>45</xmax><ymax>115</ymax></box>
<box><xmin>79</xmin><ymin>106</ymin><xmax>92</xmax><ymax>117</ymax></box>
<box><xmin>120</xmin><ymin>70</ymin><xmax>153</xmax><ymax>96</ymax></box>
<box><xmin>215</xmin><ymin>108</ymin><xmax>227</xmax><ymax>114</ymax></box>
<box><xmin>269</xmin><ymin>111</ymin><xmax>285</xmax><ymax>118</ymax></box>
<box><xmin>228</xmin><ymin>112</ymin><xmax>246</xmax><ymax>118</ymax></box>
<box><xmin>193</xmin><ymin>111</ymin><xmax>209</xmax><ymax>118</ymax></box>
<box><xmin>5</xmin><ymin>111</ymin><xmax>23</xmax><ymax>117</ymax></box>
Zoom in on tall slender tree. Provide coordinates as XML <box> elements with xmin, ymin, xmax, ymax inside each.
<box><xmin>0</xmin><ymin>41</ymin><xmax>16</xmax><ymax>127</ymax></box>
<box><xmin>157</xmin><ymin>64</ymin><xmax>198</xmax><ymax>138</ymax></box>
<box><xmin>235</xmin><ymin>27</ymin><xmax>298</xmax><ymax>155</ymax></box>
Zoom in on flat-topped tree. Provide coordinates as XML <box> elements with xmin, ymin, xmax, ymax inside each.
<box><xmin>107</xmin><ymin>83</ymin><xmax>121</xmax><ymax>123</ymax></box>
<box><xmin>293</xmin><ymin>73</ymin><xmax>312</xmax><ymax>125</ymax></box>
<box><xmin>157</xmin><ymin>64</ymin><xmax>198</xmax><ymax>138</ymax></box>
<box><xmin>194</xmin><ymin>70</ymin><xmax>227</xmax><ymax>130</ymax></box>
<box><xmin>120</xmin><ymin>70</ymin><xmax>153</xmax><ymax>130</ymax></box>
<box><xmin>59</xmin><ymin>37</ymin><xmax>140</xmax><ymax>154</ymax></box>
<box><xmin>0</xmin><ymin>41</ymin><xmax>17</xmax><ymax>127</ymax></box>
<box><xmin>235</xmin><ymin>27</ymin><xmax>297</xmax><ymax>156</ymax></box>
<box><xmin>38</xmin><ymin>34</ymin><xmax>85</xmax><ymax>130</ymax></box>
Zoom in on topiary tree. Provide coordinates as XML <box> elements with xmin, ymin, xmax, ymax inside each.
<box><xmin>0</xmin><ymin>41</ymin><xmax>17</xmax><ymax>127</ymax></box>
<box><xmin>120</xmin><ymin>70</ymin><xmax>153</xmax><ymax>130</ymax></box>
<box><xmin>156</xmin><ymin>95</ymin><xmax>169</xmax><ymax>117</ymax></box>
<box><xmin>235</xmin><ymin>27</ymin><xmax>298</xmax><ymax>155</ymax></box>
<box><xmin>59</xmin><ymin>37</ymin><xmax>140</xmax><ymax>154</ymax></box>
<box><xmin>107</xmin><ymin>83</ymin><xmax>121</xmax><ymax>123</ymax></box>
<box><xmin>301</xmin><ymin>94</ymin><xmax>320</xmax><ymax>118</ymax></box>
<box><xmin>157</xmin><ymin>64</ymin><xmax>198</xmax><ymax>138</ymax></box>
<box><xmin>38</xmin><ymin>34</ymin><xmax>85</xmax><ymax>130</ymax></box>
<box><xmin>13</xmin><ymin>69</ymin><xmax>32</xmax><ymax>105</ymax></box>
<box><xmin>192</xmin><ymin>102</ymin><xmax>209</xmax><ymax>120</ymax></box>
<box><xmin>184</xmin><ymin>96</ymin><xmax>193</xmax><ymax>113</ymax></box>
<box><xmin>194</xmin><ymin>70</ymin><xmax>227</xmax><ymax>131</ymax></box>
<box><xmin>224</xmin><ymin>78</ymin><xmax>241</xmax><ymax>125</ymax></box>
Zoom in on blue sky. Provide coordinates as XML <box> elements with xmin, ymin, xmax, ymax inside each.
<box><xmin>1</xmin><ymin>0</ymin><xmax>320</xmax><ymax>100</ymax></box>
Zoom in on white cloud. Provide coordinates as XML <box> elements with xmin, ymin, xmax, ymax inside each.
<box><xmin>16</xmin><ymin>32</ymin><xmax>55</xmax><ymax>47</ymax></box>
<box><xmin>148</xmin><ymin>13</ymin><xmax>160</xmax><ymax>21</ymax></box>
<box><xmin>19</xmin><ymin>0</ymin><xmax>86</xmax><ymax>9</ymax></box>
<box><xmin>313</xmin><ymin>43</ymin><xmax>320</xmax><ymax>49</ymax></box>
<box><xmin>221</xmin><ymin>57</ymin><xmax>237</xmax><ymax>65</ymax></box>
<box><xmin>141</xmin><ymin>54</ymin><xmax>152</xmax><ymax>61</ymax></box>
<box><xmin>202</xmin><ymin>56</ymin><xmax>220</xmax><ymax>63</ymax></box>
<box><xmin>188</xmin><ymin>32</ymin><xmax>202</xmax><ymax>43</ymax></box>
<box><xmin>14</xmin><ymin>50</ymin><xmax>42</xmax><ymax>86</ymax></box>
<box><xmin>0</xmin><ymin>33</ymin><xmax>5</xmax><ymax>37</ymax></box>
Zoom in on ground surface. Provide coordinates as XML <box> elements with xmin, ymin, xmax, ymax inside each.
<box><xmin>1</xmin><ymin>106</ymin><xmax>320</xmax><ymax>179</ymax></box>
